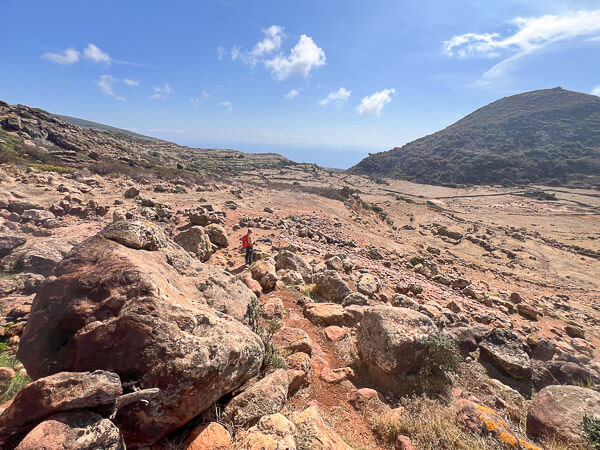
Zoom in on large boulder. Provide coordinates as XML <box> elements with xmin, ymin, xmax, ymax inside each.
<box><xmin>185</xmin><ymin>422</ymin><xmax>231</xmax><ymax>450</ymax></box>
<box><xmin>15</xmin><ymin>411</ymin><xmax>124</xmax><ymax>450</ymax></box>
<box><xmin>312</xmin><ymin>270</ymin><xmax>352</xmax><ymax>303</ymax></box>
<box><xmin>275</xmin><ymin>250</ymin><xmax>312</xmax><ymax>282</ymax></box>
<box><xmin>0</xmin><ymin>235</ymin><xmax>26</xmax><ymax>258</ymax></box>
<box><xmin>479</xmin><ymin>328</ymin><xmax>531</xmax><ymax>380</ymax></box>
<box><xmin>357</xmin><ymin>273</ymin><xmax>380</xmax><ymax>298</ymax></box>
<box><xmin>303</xmin><ymin>303</ymin><xmax>345</xmax><ymax>327</ymax></box>
<box><xmin>189</xmin><ymin>207</ymin><xmax>221</xmax><ymax>226</ymax></box>
<box><xmin>527</xmin><ymin>385</ymin><xmax>600</xmax><ymax>444</ymax></box>
<box><xmin>174</xmin><ymin>226</ymin><xmax>215</xmax><ymax>261</ymax></box>
<box><xmin>0</xmin><ymin>371</ymin><xmax>122</xmax><ymax>442</ymax></box>
<box><xmin>223</xmin><ymin>369</ymin><xmax>289</xmax><ymax>427</ymax></box>
<box><xmin>204</xmin><ymin>223</ymin><xmax>229</xmax><ymax>248</ymax></box>
<box><xmin>290</xmin><ymin>406</ymin><xmax>351</xmax><ymax>449</ymax></box>
<box><xmin>195</xmin><ymin>265</ymin><xmax>257</xmax><ymax>322</ymax></box>
<box><xmin>0</xmin><ymin>241</ymin><xmax>71</xmax><ymax>276</ymax></box>
<box><xmin>17</xmin><ymin>221</ymin><xmax>264</xmax><ymax>446</ymax></box>
<box><xmin>251</xmin><ymin>260</ymin><xmax>277</xmax><ymax>292</ymax></box>
<box><xmin>233</xmin><ymin>413</ymin><xmax>296</xmax><ymax>449</ymax></box>
<box><xmin>358</xmin><ymin>306</ymin><xmax>437</xmax><ymax>388</ymax></box>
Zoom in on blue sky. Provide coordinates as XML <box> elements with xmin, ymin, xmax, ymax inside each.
<box><xmin>2</xmin><ymin>1</ymin><xmax>600</xmax><ymax>168</ymax></box>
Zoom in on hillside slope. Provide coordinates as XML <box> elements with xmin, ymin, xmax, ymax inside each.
<box><xmin>57</xmin><ymin>114</ymin><xmax>158</xmax><ymax>141</ymax></box>
<box><xmin>349</xmin><ymin>87</ymin><xmax>600</xmax><ymax>186</ymax></box>
<box><xmin>0</xmin><ymin>101</ymin><xmax>294</xmax><ymax>179</ymax></box>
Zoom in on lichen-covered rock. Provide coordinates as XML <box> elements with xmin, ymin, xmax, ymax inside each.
<box><xmin>174</xmin><ymin>226</ymin><xmax>215</xmax><ymax>261</ymax></box>
<box><xmin>15</xmin><ymin>411</ymin><xmax>125</xmax><ymax>450</ymax></box>
<box><xmin>205</xmin><ymin>223</ymin><xmax>228</xmax><ymax>248</ymax></box>
<box><xmin>290</xmin><ymin>406</ymin><xmax>351</xmax><ymax>449</ymax></box>
<box><xmin>312</xmin><ymin>270</ymin><xmax>352</xmax><ymax>303</ymax></box>
<box><xmin>0</xmin><ymin>370</ymin><xmax>122</xmax><ymax>442</ymax></box>
<box><xmin>251</xmin><ymin>260</ymin><xmax>277</xmax><ymax>292</ymax></box>
<box><xmin>276</xmin><ymin>250</ymin><xmax>312</xmax><ymax>282</ymax></box>
<box><xmin>233</xmin><ymin>413</ymin><xmax>296</xmax><ymax>449</ymax></box>
<box><xmin>527</xmin><ymin>385</ymin><xmax>600</xmax><ymax>444</ymax></box>
<box><xmin>223</xmin><ymin>369</ymin><xmax>289</xmax><ymax>427</ymax></box>
<box><xmin>479</xmin><ymin>328</ymin><xmax>531</xmax><ymax>379</ymax></box>
<box><xmin>17</xmin><ymin>221</ymin><xmax>264</xmax><ymax>446</ymax></box>
<box><xmin>358</xmin><ymin>306</ymin><xmax>437</xmax><ymax>389</ymax></box>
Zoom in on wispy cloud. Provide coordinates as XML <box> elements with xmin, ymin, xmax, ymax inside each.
<box><xmin>42</xmin><ymin>43</ymin><xmax>148</xmax><ymax>67</ymax></box>
<box><xmin>123</xmin><ymin>79</ymin><xmax>139</xmax><ymax>86</ymax></box>
<box><xmin>592</xmin><ymin>85</ymin><xmax>600</xmax><ymax>96</ymax></box>
<box><xmin>285</xmin><ymin>89</ymin><xmax>299</xmax><ymax>99</ymax></box>
<box><xmin>217</xmin><ymin>45</ymin><xmax>226</xmax><ymax>60</ymax></box>
<box><xmin>319</xmin><ymin>87</ymin><xmax>351</xmax><ymax>107</ymax></box>
<box><xmin>444</xmin><ymin>10</ymin><xmax>600</xmax><ymax>81</ymax></box>
<box><xmin>357</xmin><ymin>88</ymin><xmax>395</xmax><ymax>116</ymax></box>
<box><xmin>190</xmin><ymin>91</ymin><xmax>211</xmax><ymax>107</ymax></box>
<box><xmin>219</xmin><ymin>101</ymin><xmax>232</xmax><ymax>111</ymax></box>
<box><xmin>42</xmin><ymin>48</ymin><xmax>80</xmax><ymax>65</ymax></box>
<box><xmin>83</xmin><ymin>43</ymin><xmax>111</xmax><ymax>64</ymax></box>
<box><xmin>97</xmin><ymin>75</ymin><xmax>126</xmax><ymax>101</ymax></box>
<box><xmin>152</xmin><ymin>83</ymin><xmax>172</xmax><ymax>100</ymax></box>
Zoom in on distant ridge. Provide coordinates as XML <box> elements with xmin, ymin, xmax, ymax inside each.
<box><xmin>57</xmin><ymin>115</ymin><xmax>158</xmax><ymax>141</ymax></box>
<box><xmin>349</xmin><ymin>87</ymin><xmax>600</xmax><ymax>187</ymax></box>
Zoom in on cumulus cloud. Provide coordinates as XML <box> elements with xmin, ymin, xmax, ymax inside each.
<box><xmin>123</xmin><ymin>79</ymin><xmax>139</xmax><ymax>86</ymax></box>
<box><xmin>592</xmin><ymin>85</ymin><xmax>600</xmax><ymax>97</ymax></box>
<box><xmin>252</xmin><ymin>25</ymin><xmax>284</xmax><ymax>58</ymax></box>
<box><xmin>97</xmin><ymin>75</ymin><xmax>125</xmax><ymax>101</ymax></box>
<box><xmin>285</xmin><ymin>89</ymin><xmax>299</xmax><ymax>99</ymax></box>
<box><xmin>219</xmin><ymin>101</ymin><xmax>232</xmax><ymax>111</ymax></box>
<box><xmin>152</xmin><ymin>83</ymin><xmax>172</xmax><ymax>100</ymax></box>
<box><xmin>42</xmin><ymin>48</ymin><xmax>80</xmax><ymax>64</ymax></box>
<box><xmin>319</xmin><ymin>87</ymin><xmax>351</xmax><ymax>107</ymax></box>
<box><xmin>265</xmin><ymin>34</ymin><xmax>326</xmax><ymax>80</ymax></box>
<box><xmin>84</xmin><ymin>43</ymin><xmax>111</xmax><ymax>64</ymax></box>
<box><xmin>444</xmin><ymin>10</ymin><xmax>600</xmax><ymax>80</ymax></box>
<box><xmin>356</xmin><ymin>88</ymin><xmax>395</xmax><ymax>116</ymax></box>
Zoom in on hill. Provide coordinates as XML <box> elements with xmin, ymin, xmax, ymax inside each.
<box><xmin>349</xmin><ymin>87</ymin><xmax>600</xmax><ymax>187</ymax></box>
<box><xmin>57</xmin><ymin>114</ymin><xmax>158</xmax><ymax>141</ymax></box>
<box><xmin>0</xmin><ymin>101</ymin><xmax>295</xmax><ymax>180</ymax></box>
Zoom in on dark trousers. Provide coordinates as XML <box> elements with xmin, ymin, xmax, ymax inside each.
<box><xmin>245</xmin><ymin>246</ymin><xmax>254</xmax><ymax>264</ymax></box>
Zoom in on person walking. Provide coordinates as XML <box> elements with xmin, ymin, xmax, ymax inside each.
<box><xmin>241</xmin><ymin>228</ymin><xmax>254</xmax><ymax>265</ymax></box>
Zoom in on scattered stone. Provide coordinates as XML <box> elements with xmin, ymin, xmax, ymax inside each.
<box><xmin>223</xmin><ymin>369</ymin><xmax>289</xmax><ymax>427</ymax></box>
<box><xmin>479</xmin><ymin>328</ymin><xmax>532</xmax><ymax>379</ymax></box>
<box><xmin>324</xmin><ymin>325</ymin><xmax>347</xmax><ymax>342</ymax></box>
<box><xmin>185</xmin><ymin>422</ymin><xmax>231</xmax><ymax>450</ymax></box>
<box><xmin>527</xmin><ymin>385</ymin><xmax>600</xmax><ymax>444</ymax></box>
<box><xmin>312</xmin><ymin>270</ymin><xmax>352</xmax><ymax>303</ymax></box>
<box><xmin>251</xmin><ymin>260</ymin><xmax>277</xmax><ymax>292</ymax></box>
<box><xmin>303</xmin><ymin>303</ymin><xmax>345</xmax><ymax>327</ymax></box>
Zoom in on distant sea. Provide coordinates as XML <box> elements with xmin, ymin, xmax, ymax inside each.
<box><xmin>179</xmin><ymin>140</ymin><xmax>381</xmax><ymax>170</ymax></box>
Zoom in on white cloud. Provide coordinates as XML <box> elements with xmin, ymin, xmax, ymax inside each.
<box><xmin>264</xmin><ymin>34</ymin><xmax>326</xmax><ymax>80</ymax></box>
<box><xmin>217</xmin><ymin>45</ymin><xmax>226</xmax><ymax>60</ymax></box>
<box><xmin>152</xmin><ymin>83</ymin><xmax>172</xmax><ymax>100</ymax></box>
<box><xmin>123</xmin><ymin>79</ymin><xmax>139</xmax><ymax>86</ymax></box>
<box><xmin>219</xmin><ymin>101</ymin><xmax>232</xmax><ymax>111</ymax></box>
<box><xmin>592</xmin><ymin>85</ymin><xmax>600</xmax><ymax>96</ymax></box>
<box><xmin>356</xmin><ymin>88</ymin><xmax>395</xmax><ymax>116</ymax></box>
<box><xmin>190</xmin><ymin>92</ymin><xmax>211</xmax><ymax>107</ymax></box>
<box><xmin>285</xmin><ymin>89</ymin><xmax>299</xmax><ymax>99</ymax></box>
<box><xmin>319</xmin><ymin>87</ymin><xmax>351</xmax><ymax>107</ymax></box>
<box><xmin>42</xmin><ymin>48</ymin><xmax>80</xmax><ymax>64</ymax></box>
<box><xmin>444</xmin><ymin>10</ymin><xmax>600</xmax><ymax>80</ymax></box>
<box><xmin>83</xmin><ymin>43</ymin><xmax>111</xmax><ymax>64</ymax></box>
<box><xmin>231</xmin><ymin>45</ymin><xmax>242</xmax><ymax>61</ymax></box>
<box><xmin>252</xmin><ymin>25</ymin><xmax>284</xmax><ymax>58</ymax></box>
<box><xmin>97</xmin><ymin>75</ymin><xmax>125</xmax><ymax>101</ymax></box>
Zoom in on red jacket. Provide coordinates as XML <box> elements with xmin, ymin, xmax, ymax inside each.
<box><xmin>242</xmin><ymin>234</ymin><xmax>253</xmax><ymax>248</ymax></box>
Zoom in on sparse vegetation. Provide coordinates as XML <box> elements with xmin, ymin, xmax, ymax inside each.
<box><xmin>245</xmin><ymin>298</ymin><xmax>285</xmax><ymax>370</ymax></box>
<box><xmin>417</xmin><ymin>334</ymin><xmax>463</xmax><ymax>395</ymax></box>
<box><xmin>584</xmin><ymin>415</ymin><xmax>600</xmax><ymax>449</ymax></box>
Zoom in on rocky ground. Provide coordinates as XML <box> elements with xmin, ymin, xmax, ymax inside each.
<box><xmin>0</xmin><ymin>104</ymin><xmax>599</xmax><ymax>449</ymax></box>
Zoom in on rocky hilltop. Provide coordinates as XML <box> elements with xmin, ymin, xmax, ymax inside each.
<box><xmin>0</xmin><ymin>100</ymin><xmax>599</xmax><ymax>449</ymax></box>
<box><xmin>0</xmin><ymin>101</ymin><xmax>294</xmax><ymax>178</ymax></box>
<box><xmin>350</xmin><ymin>87</ymin><xmax>600</xmax><ymax>187</ymax></box>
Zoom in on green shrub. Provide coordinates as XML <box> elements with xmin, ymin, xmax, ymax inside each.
<box><xmin>418</xmin><ymin>334</ymin><xmax>463</xmax><ymax>394</ymax></box>
<box><xmin>584</xmin><ymin>415</ymin><xmax>600</xmax><ymax>449</ymax></box>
